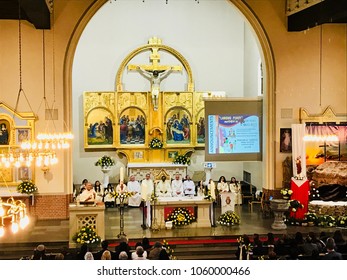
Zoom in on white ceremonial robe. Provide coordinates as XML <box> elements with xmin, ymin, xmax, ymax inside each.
<box><xmin>115</xmin><ymin>183</ymin><xmax>128</xmax><ymax>205</ymax></box>
<box><xmin>141</xmin><ymin>179</ymin><xmax>154</xmax><ymax>227</ymax></box>
<box><xmin>127</xmin><ymin>180</ymin><xmax>142</xmax><ymax>207</ymax></box>
<box><xmin>103</xmin><ymin>188</ymin><xmax>115</xmax><ymax>203</ymax></box>
<box><xmin>183</xmin><ymin>180</ymin><xmax>195</xmax><ymax>196</ymax></box>
<box><xmin>230</xmin><ymin>183</ymin><xmax>242</xmax><ymax>205</ymax></box>
<box><xmin>79</xmin><ymin>189</ymin><xmax>96</xmax><ymax>202</ymax></box>
<box><xmin>156</xmin><ymin>180</ymin><xmax>172</xmax><ymax>197</ymax></box>
<box><xmin>171</xmin><ymin>179</ymin><xmax>184</xmax><ymax>197</ymax></box>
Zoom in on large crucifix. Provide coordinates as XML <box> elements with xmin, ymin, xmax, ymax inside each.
<box><xmin>128</xmin><ymin>45</ymin><xmax>182</xmax><ymax>111</ymax></box>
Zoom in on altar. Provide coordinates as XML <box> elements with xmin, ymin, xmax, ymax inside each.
<box><xmin>152</xmin><ymin>196</ymin><xmax>212</xmax><ymax>229</ymax></box>
<box><xmin>308</xmin><ymin>200</ymin><xmax>347</xmax><ymax>216</ymax></box>
<box><xmin>128</xmin><ymin>162</ymin><xmax>188</xmax><ymax>181</ymax></box>
<box><xmin>68</xmin><ymin>203</ymin><xmax>105</xmax><ymax>248</ymax></box>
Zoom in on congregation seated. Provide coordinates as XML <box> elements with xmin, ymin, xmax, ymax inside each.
<box><xmin>31</xmin><ymin>244</ymin><xmax>48</xmax><ymax>260</ymax></box>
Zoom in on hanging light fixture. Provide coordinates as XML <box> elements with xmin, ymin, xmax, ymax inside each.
<box><xmin>20</xmin><ymin>0</ymin><xmax>73</xmax><ymax>170</ymax></box>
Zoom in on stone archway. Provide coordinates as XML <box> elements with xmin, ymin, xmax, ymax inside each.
<box><xmin>64</xmin><ymin>0</ymin><xmax>276</xmax><ymax>191</ymax></box>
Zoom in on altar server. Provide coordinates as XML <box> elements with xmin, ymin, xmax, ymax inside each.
<box><xmin>141</xmin><ymin>173</ymin><xmax>154</xmax><ymax>227</ymax></box>
<box><xmin>127</xmin><ymin>175</ymin><xmax>142</xmax><ymax>207</ymax></box>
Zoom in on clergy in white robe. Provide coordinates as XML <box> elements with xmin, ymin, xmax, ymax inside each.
<box><xmin>171</xmin><ymin>173</ymin><xmax>184</xmax><ymax>197</ymax></box>
<box><xmin>141</xmin><ymin>173</ymin><xmax>154</xmax><ymax>227</ymax></box>
<box><xmin>183</xmin><ymin>175</ymin><xmax>195</xmax><ymax>196</ymax></box>
<box><xmin>156</xmin><ymin>176</ymin><xmax>172</xmax><ymax>197</ymax></box>
<box><xmin>127</xmin><ymin>175</ymin><xmax>142</xmax><ymax>207</ymax></box>
<box><xmin>79</xmin><ymin>182</ymin><xmax>96</xmax><ymax>202</ymax></box>
<box><xmin>115</xmin><ymin>180</ymin><xmax>128</xmax><ymax>205</ymax></box>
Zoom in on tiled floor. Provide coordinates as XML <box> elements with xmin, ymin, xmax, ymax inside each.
<box><xmin>1</xmin><ymin>203</ymin><xmax>342</xmax><ymax>244</ymax></box>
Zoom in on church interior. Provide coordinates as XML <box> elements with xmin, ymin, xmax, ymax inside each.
<box><xmin>0</xmin><ymin>0</ymin><xmax>347</xmax><ymax>260</ymax></box>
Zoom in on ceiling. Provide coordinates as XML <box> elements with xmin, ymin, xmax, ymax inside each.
<box><xmin>0</xmin><ymin>0</ymin><xmax>50</xmax><ymax>29</ymax></box>
<box><xmin>0</xmin><ymin>0</ymin><xmax>345</xmax><ymax>31</ymax></box>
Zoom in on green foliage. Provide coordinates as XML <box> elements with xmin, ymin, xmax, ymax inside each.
<box><xmin>17</xmin><ymin>180</ymin><xmax>38</xmax><ymax>195</ymax></box>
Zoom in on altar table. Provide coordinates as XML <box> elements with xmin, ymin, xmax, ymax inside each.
<box><xmin>152</xmin><ymin>197</ymin><xmax>212</xmax><ymax>229</ymax></box>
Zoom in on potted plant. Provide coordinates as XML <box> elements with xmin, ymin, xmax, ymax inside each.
<box><xmin>305</xmin><ymin>212</ymin><xmax>318</xmax><ymax>226</ymax></box>
<box><xmin>95</xmin><ymin>155</ymin><xmax>115</xmax><ymax>168</ymax></box>
<box><xmin>217</xmin><ymin>211</ymin><xmax>241</xmax><ymax>226</ymax></box>
<box><xmin>72</xmin><ymin>225</ymin><xmax>101</xmax><ymax>247</ymax></box>
<box><xmin>17</xmin><ymin>180</ymin><xmax>38</xmax><ymax>195</ymax></box>
<box><xmin>173</xmin><ymin>154</ymin><xmax>191</xmax><ymax>165</ymax></box>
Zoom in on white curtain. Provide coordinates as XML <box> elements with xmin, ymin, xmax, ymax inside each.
<box><xmin>291</xmin><ymin>124</ymin><xmax>306</xmax><ymax>179</ymax></box>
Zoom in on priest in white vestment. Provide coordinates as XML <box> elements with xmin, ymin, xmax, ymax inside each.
<box><xmin>127</xmin><ymin>175</ymin><xmax>142</xmax><ymax>207</ymax></box>
<box><xmin>79</xmin><ymin>182</ymin><xmax>96</xmax><ymax>202</ymax></box>
<box><xmin>156</xmin><ymin>175</ymin><xmax>172</xmax><ymax>197</ymax></box>
<box><xmin>141</xmin><ymin>173</ymin><xmax>154</xmax><ymax>227</ymax></box>
<box><xmin>171</xmin><ymin>173</ymin><xmax>184</xmax><ymax>197</ymax></box>
<box><xmin>183</xmin><ymin>175</ymin><xmax>195</xmax><ymax>196</ymax></box>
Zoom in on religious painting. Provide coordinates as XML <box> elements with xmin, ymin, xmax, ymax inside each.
<box><xmin>16</xmin><ymin>128</ymin><xmax>31</xmax><ymax>145</ymax></box>
<box><xmin>166</xmin><ymin>108</ymin><xmax>191</xmax><ymax>145</ymax></box>
<box><xmin>0</xmin><ymin>119</ymin><xmax>10</xmax><ymax>145</ymax></box>
<box><xmin>196</xmin><ymin>109</ymin><xmax>205</xmax><ymax>145</ymax></box>
<box><xmin>305</xmin><ymin>124</ymin><xmax>347</xmax><ymax>166</ymax></box>
<box><xmin>280</xmin><ymin>128</ymin><xmax>292</xmax><ymax>153</ymax></box>
<box><xmin>133</xmin><ymin>151</ymin><xmax>144</xmax><ymax>159</ymax></box>
<box><xmin>119</xmin><ymin>108</ymin><xmax>145</xmax><ymax>145</ymax></box>
<box><xmin>86</xmin><ymin>108</ymin><xmax>114</xmax><ymax>147</ymax></box>
<box><xmin>17</xmin><ymin>166</ymin><xmax>31</xmax><ymax>181</ymax></box>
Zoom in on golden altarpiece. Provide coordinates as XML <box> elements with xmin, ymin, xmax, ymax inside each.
<box><xmin>83</xmin><ymin>38</ymin><xmax>208</xmax><ymax>180</ymax></box>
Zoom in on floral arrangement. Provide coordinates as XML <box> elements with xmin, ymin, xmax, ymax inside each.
<box><xmin>95</xmin><ymin>155</ymin><xmax>115</xmax><ymax>168</ymax></box>
<box><xmin>217</xmin><ymin>211</ymin><xmax>241</xmax><ymax>226</ymax></box>
<box><xmin>173</xmin><ymin>154</ymin><xmax>191</xmax><ymax>165</ymax></box>
<box><xmin>149</xmin><ymin>137</ymin><xmax>163</xmax><ymax>149</ymax></box>
<box><xmin>162</xmin><ymin>239</ymin><xmax>176</xmax><ymax>260</ymax></box>
<box><xmin>317</xmin><ymin>215</ymin><xmax>336</xmax><ymax>227</ymax></box>
<box><xmin>305</xmin><ymin>212</ymin><xmax>318</xmax><ymax>224</ymax></box>
<box><xmin>289</xmin><ymin>199</ymin><xmax>304</xmax><ymax>212</ymax></box>
<box><xmin>204</xmin><ymin>191</ymin><xmax>215</xmax><ymax>202</ymax></box>
<box><xmin>72</xmin><ymin>225</ymin><xmax>101</xmax><ymax>246</ymax></box>
<box><xmin>280</xmin><ymin>188</ymin><xmax>293</xmax><ymax>199</ymax></box>
<box><xmin>150</xmin><ymin>193</ymin><xmax>158</xmax><ymax>203</ymax></box>
<box><xmin>336</xmin><ymin>216</ymin><xmax>347</xmax><ymax>228</ymax></box>
<box><xmin>165</xmin><ymin>207</ymin><xmax>196</xmax><ymax>227</ymax></box>
<box><xmin>17</xmin><ymin>180</ymin><xmax>38</xmax><ymax>195</ymax></box>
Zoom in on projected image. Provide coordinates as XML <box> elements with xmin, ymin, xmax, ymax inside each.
<box><xmin>208</xmin><ymin>114</ymin><xmax>260</xmax><ymax>154</ymax></box>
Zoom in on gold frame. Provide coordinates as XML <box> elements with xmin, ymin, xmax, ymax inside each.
<box><xmin>0</xmin><ymin>102</ymin><xmax>36</xmax><ymax>186</ymax></box>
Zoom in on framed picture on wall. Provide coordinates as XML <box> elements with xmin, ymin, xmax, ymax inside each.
<box><xmin>16</xmin><ymin>128</ymin><xmax>31</xmax><ymax>144</ymax></box>
<box><xmin>280</xmin><ymin>128</ymin><xmax>292</xmax><ymax>153</ymax></box>
<box><xmin>0</xmin><ymin>119</ymin><xmax>10</xmax><ymax>145</ymax></box>
<box><xmin>168</xmin><ymin>151</ymin><xmax>178</xmax><ymax>159</ymax></box>
<box><xmin>17</xmin><ymin>166</ymin><xmax>32</xmax><ymax>181</ymax></box>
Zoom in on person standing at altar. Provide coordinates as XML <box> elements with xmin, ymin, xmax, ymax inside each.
<box><xmin>183</xmin><ymin>175</ymin><xmax>195</xmax><ymax>196</ymax></box>
<box><xmin>230</xmin><ymin>177</ymin><xmax>242</xmax><ymax>205</ymax></box>
<box><xmin>127</xmin><ymin>175</ymin><xmax>142</xmax><ymax>207</ymax></box>
<box><xmin>217</xmin><ymin>176</ymin><xmax>229</xmax><ymax>193</ymax></box>
<box><xmin>141</xmin><ymin>173</ymin><xmax>154</xmax><ymax>227</ymax></box>
<box><xmin>171</xmin><ymin>173</ymin><xmax>184</xmax><ymax>197</ymax></box>
<box><xmin>79</xmin><ymin>182</ymin><xmax>96</xmax><ymax>202</ymax></box>
<box><xmin>115</xmin><ymin>180</ymin><xmax>128</xmax><ymax>206</ymax></box>
<box><xmin>156</xmin><ymin>175</ymin><xmax>172</xmax><ymax>197</ymax></box>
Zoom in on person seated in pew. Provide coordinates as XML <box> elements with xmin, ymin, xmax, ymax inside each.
<box><xmin>156</xmin><ymin>175</ymin><xmax>172</xmax><ymax>197</ymax></box>
<box><xmin>79</xmin><ymin>182</ymin><xmax>96</xmax><ymax>203</ymax></box>
<box><xmin>171</xmin><ymin>173</ymin><xmax>184</xmax><ymax>197</ymax></box>
<box><xmin>127</xmin><ymin>175</ymin><xmax>142</xmax><ymax>207</ymax></box>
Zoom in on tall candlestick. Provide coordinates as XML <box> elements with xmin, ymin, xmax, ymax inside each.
<box><xmin>120</xmin><ymin>167</ymin><xmax>124</xmax><ymax>182</ymax></box>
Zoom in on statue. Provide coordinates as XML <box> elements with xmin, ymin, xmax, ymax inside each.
<box><xmin>136</xmin><ymin>67</ymin><xmax>174</xmax><ymax>111</ymax></box>
<box><xmin>296</xmin><ymin>156</ymin><xmax>302</xmax><ymax>176</ymax></box>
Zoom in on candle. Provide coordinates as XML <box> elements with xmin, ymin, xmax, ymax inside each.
<box><xmin>120</xmin><ymin>167</ymin><xmax>124</xmax><ymax>182</ymax></box>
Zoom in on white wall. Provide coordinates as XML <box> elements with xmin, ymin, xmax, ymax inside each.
<box><xmin>72</xmin><ymin>0</ymin><xmax>262</xmax><ymax>187</ymax></box>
